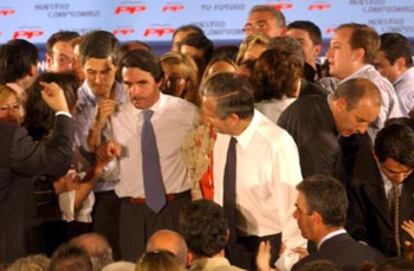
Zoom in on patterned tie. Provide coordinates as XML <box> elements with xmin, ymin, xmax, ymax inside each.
<box><xmin>223</xmin><ymin>137</ymin><xmax>237</xmax><ymax>241</ymax></box>
<box><xmin>388</xmin><ymin>184</ymin><xmax>401</xmax><ymax>257</ymax></box>
<box><xmin>141</xmin><ymin>110</ymin><xmax>166</xmax><ymax>213</ymax></box>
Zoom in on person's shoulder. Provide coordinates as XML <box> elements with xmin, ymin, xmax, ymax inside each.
<box><xmin>257</xmin><ymin>114</ymin><xmax>297</xmax><ymax>148</ymax></box>
<box><xmin>164</xmin><ymin>94</ymin><xmax>197</xmax><ymax>111</ymax></box>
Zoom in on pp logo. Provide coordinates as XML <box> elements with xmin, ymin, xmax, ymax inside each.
<box><xmin>13</xmin><ymin>30</ymin><xmax>44</xmax><ymax>39</ymax></box>
<box><xmin>162</xmin><ymin>4</ymin><xmax>185</xmax><ymax>12</ymax></box>
<box><xmin>114</xmin><ymin>5</ymin><xmax>146</xmax><ymax>15</ymax></box>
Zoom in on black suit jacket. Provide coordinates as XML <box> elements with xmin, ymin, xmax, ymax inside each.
<box><xmin>278</xmin><ymin>95</ymin><xmax>344</xmax><ymax>179</ymax></box>
<box><xmin>292</xmin><ymin>233</ymin><xmax>384</xmax><ymax>271</ymax></box>
<box><xmin>346</xmin><ymin>148</ymin><xmax>414</xmax><ymax>257</ymax></box>
<box><xmin>0</xmin><ymin>115</ymin><xmax>73</xmax><ymax>263</ymax></box>
<box><xmin>300</xmin><ymin>79</ymin><xmax>329</xmax><ymax>97</ymax></box>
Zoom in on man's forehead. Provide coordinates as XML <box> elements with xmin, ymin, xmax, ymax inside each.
<box><xmin>333</xmin><ymin>28</ymin><xmax>353</xmax><ymax>42</ymax></box>
<box><xmin>84</xmin><ymin>57</ymin><xmax>115</xmax><ymax>69</ymax></box>
<box><xmin>249</xmin><ymin>10</ymin><xmax>274</xmax><ymax>21</ymax></box>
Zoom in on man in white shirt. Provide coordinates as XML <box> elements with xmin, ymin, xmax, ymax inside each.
<box><xmin>109</xmin><ymin>49</ymin><xmax>198</xmax><ymax>261</ymax></box>
<box><xmin>374</xmin><ymin>33</ymin><xmax>414</xmax><ymax>117</ymax></box>
<box><xmin>200</xmin><ymin>72</ymin><xmax>305</xmax><ymax>270</ymax></box>
<box><xmin>322</xmin><ymin>23</ymin><xmax>402</xmax><ymax>137</ymax></box>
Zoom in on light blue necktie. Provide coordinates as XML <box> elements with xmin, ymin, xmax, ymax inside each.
<box><xmin>141</xmin><ymin>110</ymin><xmax>166</xmax><ymax>213</ymax></box>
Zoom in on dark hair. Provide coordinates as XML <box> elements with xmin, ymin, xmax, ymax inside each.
<box><xmin>330</xmin><ymin>78</ymin><xmax>381</xmax><ymax>110</ymax></box>
<box><xmin>249</xmin><ymin>5</ymin><xmax>286</xmax><ymax>27</ymax></box>
<box><xmin>119</xmin><ymin>40</ymin><xmax>151</xmax><ymax>59</ymax></box>
<box><xmin>200</xmin><ymin>72</ymin><xmax>254</xmax><ymax>119</ymax></box>
<box><xmin>118</xmin><ymin>49</ymin><xmax>163</xmax><ymax>83</ymax></box>
<box><xmin>376</xmin><ymin>258</ymin><xmax>414</xmax><ymax>271</ymax></box>
<box><xmin>179</xmin><ymin>200</ymin><xmax>228</xmax><ymax>257</ymax></box>
<box><xmin>46</xmin><ymin>31</ymin><xmax>79</xmax><ymax>55</ymax></box>
<box><xmin>212</xmin><ymin>45</ymin><xmax>239</xmax><ymax>61</ymax></box>
<box><xmin>380</xmin><ymin>32</ymin><xmax>413</xmax><ymax>67</ymax></box>
<box><xmin>180</xmin><ymin>32</ymin><xmax>214</xmax><ymax>63</ymax></box>
<box><xmin>252</xmin><ymin>46</ymin><xmax>303</xmax><ymax>101</ymax></box>
<box><xmin>287</xmin><ymin>20</ymin><xmax>322</xmax><ymax>45</ymax></box>
<box><xmin>172</xmin><ymin>24</ymin><xmax>204</xmax><ymax>40</ymax></box>
<box><xmin>49</xmin><ymin>244</ymin><xmax>92</xmax><ymax>271</ymax></box>
<box><xmin>384</xmin><ymin>117</ymin><xmax>414</xmax><ymax>131</ymax></box>
<box><xmin>336</xmin><ymin>23</ymin><xmax>380</xmax><ymax>64</ymax></box>
<box><xmin>80</xmin><ymin>31</ymin><xmax>119</xmax><ymax>66</ymax></box>
<box><xmin>297</xmin><ymin>174</ymin><xmax>348</xmax><ymax>227</ymax></box>
<box><xmin>375</xmin><ymin>123</ymin><xmax>414</xmax><ymax>166</ymax></box>
<box><xmin>0</xmin><ymin>39</ymin><xmax>38</xmax><ymax>83</ymax></box>
<box><xmin>24</xmin><ymin>72</ymin><xmax>79</xmax><ymax>140</ymax></box>
<box><xmin>299</xmin><ymin>260</ymin><xmax>341</xmax><ymax>271</ymax></box>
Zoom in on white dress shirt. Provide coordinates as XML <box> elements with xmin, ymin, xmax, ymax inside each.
<box><xmin>255</xmin><ymin>96</ymin><xmax>296</xmax><ymax>124</ymax></box>
<box><xmin>213</xmin><ymin>109</ymin><xmax>306</xmax><ymax>246</ymax></box>
<box><xmin>112</xmin><ymin>93</ymin><xmax>199</xmax><ymax>198</ymax></box>
<box><xmin>394</xmin><ymin>67</ymin><xmax>414</xmax><ymax>117</ymax></box>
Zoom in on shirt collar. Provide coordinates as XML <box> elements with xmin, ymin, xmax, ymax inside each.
<box><xmin>128</xmin><ymin>92</ymin><xmax>164</xmax><ymax>118</ymax></box>
<box><xmin>375</xmin><ymin>158</ymin><xmax>402</xmax><ymax>197</ymax></box>
<box><xmin>339</xmin><ymin>64</ymin><xmax>372</xmax><ymax>84</ymax></box>
<box><xmin>317</xmin><ymin>228</ymin><xmax>347</xmax><ymax>249</ymax></box>
<box><xmin>394</xmin><ymin>66</ymin><xmax>414</xmax><ymax>87</ymax></box>
<box><xmin>233</xmin><ymin>109</ymin><xmax>261</xmax><ymax>150</ymax></box>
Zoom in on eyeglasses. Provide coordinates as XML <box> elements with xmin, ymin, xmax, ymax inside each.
<box><xmin>243</xmin><ymin>21</ymin><xmax>269</xmax><ymax>34</ymax></box>
<box><xmin>0</xmin><ymin>103</ymin><xmax>20</xmax><ymax>112</ymax></box>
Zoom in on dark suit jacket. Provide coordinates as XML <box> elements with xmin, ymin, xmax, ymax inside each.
<box><xmin>278</xmin><ymin>95</ymin><xmax>344</xmax><ymax>179</ymax></box>
<box><xmin>292</xmin><ymin>233</ymin><xmax>385</xmax><ymax>271</ymax></box>
<box><xmin>300</xmin><ymin>79</ymin><xmax>329</xmax><ymax>97</ymax></box>
<box><xmin>346</xmin><ymin>148</ymin><xmax>414</xmax><ymax>257</ymax></box>
<box><xmin>0</xmin><ymin>115</ymin><xmax>73</xmax><ymax>263</ymax></box>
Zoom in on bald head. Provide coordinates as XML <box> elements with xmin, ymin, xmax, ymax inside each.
<box><xmin>146</xmin><ymin>230</ymin><xmax>188</xmax><ymax>267</ymax></box>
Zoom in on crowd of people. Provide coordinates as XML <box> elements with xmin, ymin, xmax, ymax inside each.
<box><xmin>1</xmin><ymin>4</ymin><xmax>414</xmax><ymax>271</ymax></box>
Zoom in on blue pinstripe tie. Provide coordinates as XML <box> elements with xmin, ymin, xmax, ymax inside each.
<box><xmin>141</xmin><ymin>110</ymin><xmax>166</xmax><ymax>213</ymax></box>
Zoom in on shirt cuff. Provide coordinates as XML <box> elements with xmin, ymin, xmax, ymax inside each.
<box><xmin>56</xmin><ymin>111</ymin><xmax>72</xmax><ymax>118</ymax></box>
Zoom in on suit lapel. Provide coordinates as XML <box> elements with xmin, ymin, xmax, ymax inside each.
<box><xmin>356</xmin><ymin>152</ymin><xmax>393</xmax><ymax>229</ymax></box>
<box><xmin>401</xmin><ymin>174</ymin><xmax>414</xmax><ymax>222</ymax></box>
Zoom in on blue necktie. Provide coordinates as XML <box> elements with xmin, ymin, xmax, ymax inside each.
<box><xmin>223</xmin><ymin>137</ymin><xmax>237</xmax><ymax>241</ymax></box>
<box><xmin>141</xmin><ymin>110</ymin><xmax>166</xmax><ymax>213</ymax></box>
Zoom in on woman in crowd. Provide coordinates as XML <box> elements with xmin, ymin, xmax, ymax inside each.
<box><xmin>0</xmin><ymin>84</ymin><xmax>22</xmax><ymax>124</ymax></box>
<box><xmin>24</xmin><ymin>72</ymin><xmax>112</xmax><ymax>255</ymax></box>
<box><xmin>236</xmin><ymin>33</ymin><xmax>270</xmax><ymax>64</ymax></box>
<box><xmin>160</xmin><ymin>51</ymin><xmax>199</xmax><ymax>105</ymax></box>
<box><xmin>252</xmin><ymin>48</ymin><xmax>303</xmax><ymax>123</ymax></box>
<box><xmin>201</xmin><ymin>56</ymin><xmax>238</xmax><ymax>84</ymax></box>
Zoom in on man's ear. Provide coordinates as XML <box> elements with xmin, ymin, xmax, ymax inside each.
<box><xmin>312</xmin><ymin>211</ymin><xmax>323</xmax><ymax>226</ymax></box>
<box><xmin>229</xmin><ymin>112</ymin><xmax>240</xmax><ymax>124</ymax></box>
<box><xmin>313</xmin><ymin>44</ymin><xmax>322</xmax><ymax>59</ymax></box>
<box><xmin>279</xmin><ymin>26</ymin><xmax>287</xmax><ymax>36</ymax></box>
<box><xmin>45</xmin><ymin>53</ymin><xmax>53</xmax><ymax>68</ymax></box>
<box><xmin>186</xmin><ymin>251</ymin><xmax>193</xmax><ymax>268</ymax></box>
<box><xmin>332</xmin><ymin>97</ymin><xmax>347</xmax><ymax>112</ymax></box>
<box><xmin>394</xmin><ymin>57</ymin><xmax>407</xmax><ymax>72</ymax></box>
<box><xmin>352</xmin><ymin>48</ymin><xmax>365</xmax><ymax>63</ymax></box>
<box><xmin>29</xmin><ymin>64</ymin><xmax>38</xmax><ymax>77</ymax></box>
